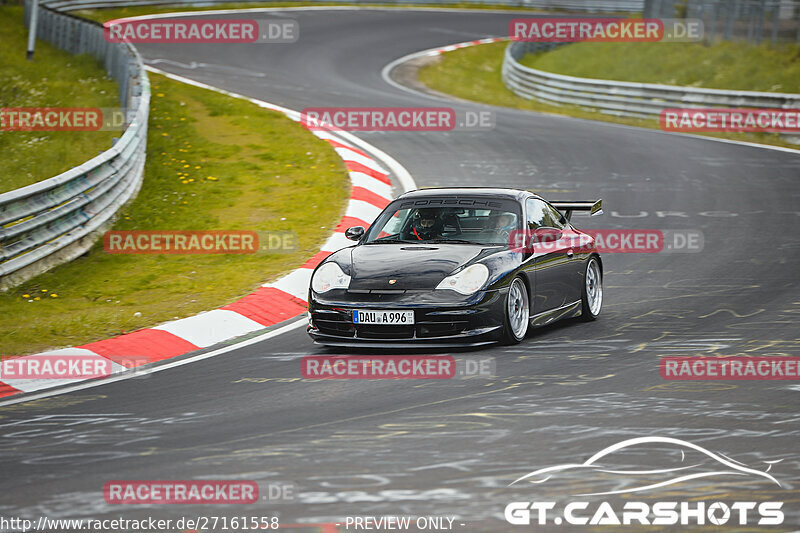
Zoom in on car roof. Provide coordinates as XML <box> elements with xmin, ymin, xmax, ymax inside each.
<box><xmin>396</xmin><ymin>187</ymin><xmax>541</xmax><ymax>202</ymax></box>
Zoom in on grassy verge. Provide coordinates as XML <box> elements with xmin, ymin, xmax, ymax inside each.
<box><xmin>520</xmin><ymin>41</ymin><xmax>800</xmax><ymax>93</ymax></box>
<box><xmin>0</xmin><ymin>72</ymin><xmax>350</xmax><ymax>356</ymax></box>
<box><xmin>74</xmin><ymin>2</ymin><xmax>553</xmax><ymax>24</ymax></box>
<box><xmin>0</xmin><ymin>5</ymin><xmax>119</xmax><ymax>193</ymax></box>
<box><xmin>418</xmin><ymin>41</ymin><xmax>799</xmax><ymax>149</ymax></box>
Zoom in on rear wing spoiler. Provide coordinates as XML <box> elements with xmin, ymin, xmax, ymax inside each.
<box><xmin>551</xmin><ymin>199</ymin><xmax>603</xmax><ymax>222</ymax></box>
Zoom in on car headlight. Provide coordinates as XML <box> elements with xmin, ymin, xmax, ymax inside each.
<box><xmin>435</xmin><ymin>264</ymin><xmax>489</xmax><ymax>295</ymax></box>
<box><xmin>311</xmin><ymin>262</ymin><xmax>351</xmax><ymax>293</ymax></box>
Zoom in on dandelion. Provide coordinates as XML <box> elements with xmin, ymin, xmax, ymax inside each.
<box><xmin>41</xmin><ymin>289</ymin><xmax>48</xmax><ymax>292</ymax></box>
<box><xmin>206</xmin><ymin>176</ymin><xmax>218</xmax><ymax>181</ymax></box>
<box><xmin>157</xmin><ymin>93</ymin><xmax>165</xmax><ymax>97</ymax></box>
<box><xmin>34</xmin><ymin>297</ymin><xmax>40</xmax><ymax>301</ymax></box>
<box><xmin>50</xmin><ymin>293</ymin><xmax>58</xmax><ymax>298</ymax></box>
<box><xmin>22</xmin><ymin>294</ymin><xmax>30</xmax><ymax>298</ymax></box>
<box><xmin>182</xmin><ymin>180</ymin><xmax>189</xmax><ymax>184</ymax></box>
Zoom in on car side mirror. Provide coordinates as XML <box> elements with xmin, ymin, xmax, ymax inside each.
<box><xmin>345</xmin><ymin>226</ymin><xmax>365</xmax><ymax>241</ymax></box>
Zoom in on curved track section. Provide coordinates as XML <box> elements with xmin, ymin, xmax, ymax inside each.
<box><xmin>1</xmin><ymin>8</ymin><xmax>799</xmax><ymax>530</ymax></box>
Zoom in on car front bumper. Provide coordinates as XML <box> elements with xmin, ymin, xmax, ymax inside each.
<box><xmin>307</xmin><ymin>288</ymin><xmax>507</xmax><ymax>347</ymax></box>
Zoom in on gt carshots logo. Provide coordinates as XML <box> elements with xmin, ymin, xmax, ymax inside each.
<box><xmin>505</xmin><ymin>437</ymin><xmax>785</xmax><ymax>526</ymax></box>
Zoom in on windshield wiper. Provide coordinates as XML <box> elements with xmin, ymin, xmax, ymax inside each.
<box><xmin>365</xmin><ymin>239</ymin><xmax>421</xmax><ymax>244</ymax></box>
<box><xmin>427</xmin><ymin>239</ymin><xmax>487</xmax><ymax>245</ymax></box>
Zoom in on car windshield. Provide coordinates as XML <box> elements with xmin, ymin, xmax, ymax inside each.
<box><xmin>363</xmin><ymin>202</ymin><xmax>521</xmax><ymax>246</ymax></box>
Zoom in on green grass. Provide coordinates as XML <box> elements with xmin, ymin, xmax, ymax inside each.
<box><xmin>0</xmin><ymin>5</ymin><xmax>119</xmax><ymax>193</ymax></box>
<box><xmin>0</xmin><ymin>72</ymin><xmax>350</xmax><ymax>356</ymax></box>
<box><xmin>73</xmin><ymin>1</ymin><xmax>553</xmax><ymax>24</ymax></box>
<box><xmin>418</xmin><ymin>41</ymin><xmax>656</xmax><ymax>124</ymax></box>
<box><xmin>520</xmin><ymin>41</ymin><xmax>800</xmax><ymax>93</ymax></box>
<box><xmin>418</xmin><ymin>41</ymin><xmax>799</xmax><ymax>149</ymax></box>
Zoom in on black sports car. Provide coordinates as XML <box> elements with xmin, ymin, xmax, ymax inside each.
<box><xmin>307</xmin><ymin>188</ymin><xmax>603</xmax><ymax>347</ymax></box>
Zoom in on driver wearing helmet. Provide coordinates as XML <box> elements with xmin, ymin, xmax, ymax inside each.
<box><xmin>407</xmin><ymin>208</ymin><xmax>442</xmax><ymax>241</ymax></box>
<box><xmin>494</xmin><ymin>213</ymin><xmax>517</xmax><ymax>236</ymax></box>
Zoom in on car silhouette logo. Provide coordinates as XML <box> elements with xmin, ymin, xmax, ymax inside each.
<box><xmin>508</xmin><ymin>436</ymin><xmax>783</xmax><ymax>496</ymax></box>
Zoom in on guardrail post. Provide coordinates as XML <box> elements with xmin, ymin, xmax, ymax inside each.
<box><xmin>26</xmin><ymin>0</ymin><xmax>39</xmax><ymax>60</ymax></box>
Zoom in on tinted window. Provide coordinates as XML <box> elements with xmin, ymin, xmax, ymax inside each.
<box><xmin>364</xmin><ymin>198</ymin><xmax>522</xmax><ymax>245</ymax></box>
<box><xmin>543</xmin><ymin>203</ymin><xmax>565</xmax><ymax>229</ymax></box>
<box><xmin>526</xmin><ymin>198</ymin><xmax>564</xmax><ymax>230</ymax></box>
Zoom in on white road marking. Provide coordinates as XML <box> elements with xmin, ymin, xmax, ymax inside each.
<box><xmin>0</xmin><ymin>320</ymin><xmax>307</xmax><ymax>407</ymax></box>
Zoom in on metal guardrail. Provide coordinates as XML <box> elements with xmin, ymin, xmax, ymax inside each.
<box><xmin>0</xmin><ymin>4</ymin><xmax>149</xmax><ymax>289</ymax></box>
<box><xmin>41</xmin><ymin>0</ymin><xmax>644</xmax><ymax>12</ymax></box>
<box><xmin>502</xmin><ymin>41</ymin><xmax>800</xmax><ymax>120</ymax></box>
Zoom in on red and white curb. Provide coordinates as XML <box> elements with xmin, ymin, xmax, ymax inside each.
<box><xmin>0</xmin><ymin>68</ymin><xmax>415</xmax><ymax>399</ymax></box>
<box><xmin>429</xmin><ymin>37</ymin><xmax>506</xmax><ymax>54</ymax></box>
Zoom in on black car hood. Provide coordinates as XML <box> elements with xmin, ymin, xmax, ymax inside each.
<box><xmin>348</xmin><ymin>244</ymin><xmax>486</xmax><ymax>290</ymax></box>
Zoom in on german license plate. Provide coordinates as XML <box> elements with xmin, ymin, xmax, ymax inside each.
<box><xmin>353</xmin><ymin>310</ymin><xmax>414</xmax><ymax>325</ymax></box>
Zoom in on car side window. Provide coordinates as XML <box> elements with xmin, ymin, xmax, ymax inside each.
<box><xmin>527</xmin><ymin>198</ymin><xmax>566</xmax><ymax>231</ymax></box>
<box><xmin>543</xmin><ymin>203</ymin><xmax>566</xmax><ymax>229</ymax></box>
<box><xmin>525</xmin><ymin>198</ymin><xmax>547</xmax><ymax>230</ymax></box>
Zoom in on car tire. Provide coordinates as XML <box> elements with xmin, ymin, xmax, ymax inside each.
<box><xmin>501</xmin><ymin>277</ymin><xmax>530</xmax><ymax>345</ymax></box>
<box><xmin>581</xmin><ymin>256</ymin><xmax>603</xmax><ymax>321</ymax></box>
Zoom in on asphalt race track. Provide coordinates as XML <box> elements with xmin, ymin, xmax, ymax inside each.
<box><xmin>2</xmin><ymin>8</ymin><xmax>800</xmax><ymax>532</ymax></box>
